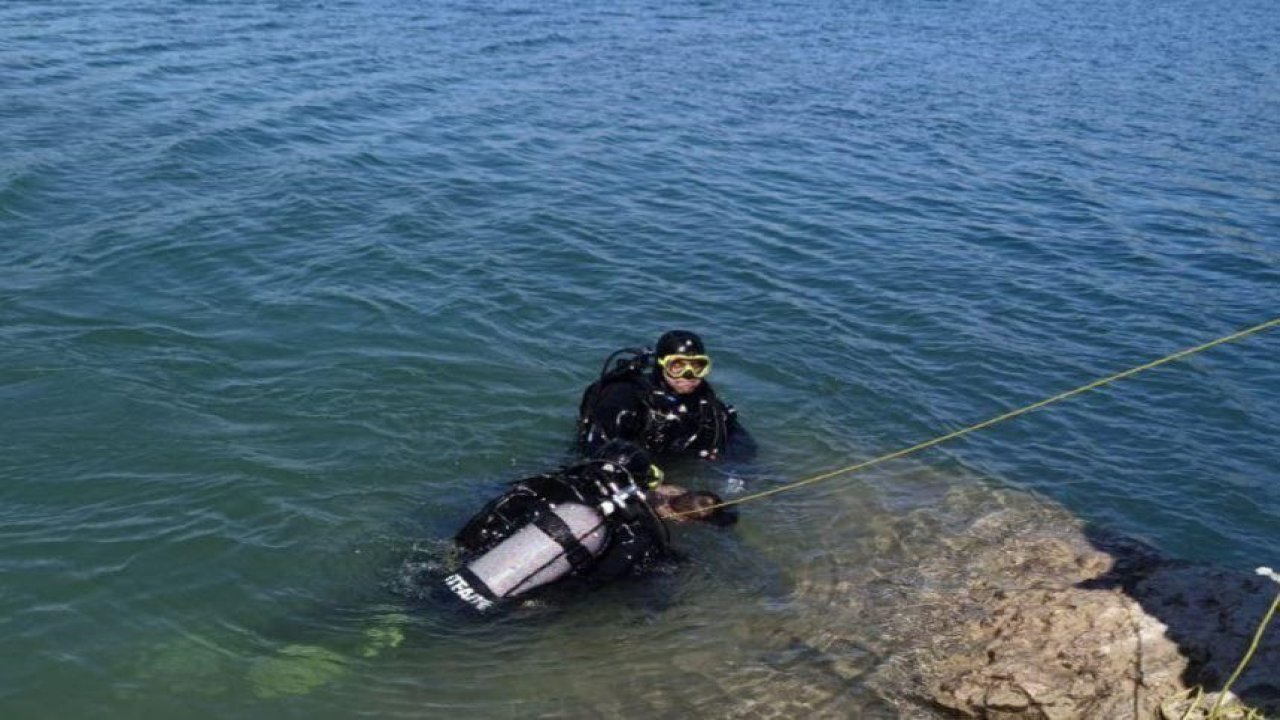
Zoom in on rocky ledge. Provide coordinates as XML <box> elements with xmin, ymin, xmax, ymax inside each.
<box><xmin>857</xmin><ymin>505</ymin><xmax>1280</xmax><ymax>719</ymax></box>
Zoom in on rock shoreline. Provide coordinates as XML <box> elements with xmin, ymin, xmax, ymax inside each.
<box><xmin>728</xmin><ymin>488</ymin><xmax>1279</xmax><ymax>720</ymax></box>
<box><xmin>859</xmin><ymin>505</ymin><xmax>1280</xmax><ymax>719</ymax></box>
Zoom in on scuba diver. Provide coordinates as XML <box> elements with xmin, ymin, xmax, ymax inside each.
<box><xmin>576</xmin><ymin>330</ymin><xmax>754</xmax><ymax>462</ymax></box>
<box><xmin>444</xmin><ymin>440</ymin><xmax>734</xmax><ymax>612</ymax></box>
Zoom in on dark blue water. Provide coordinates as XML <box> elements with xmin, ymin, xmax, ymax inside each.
<box><xmin>2</xmin><ymin>1</ymin><xmax>1277</xmax><ymax>717</ymax></box>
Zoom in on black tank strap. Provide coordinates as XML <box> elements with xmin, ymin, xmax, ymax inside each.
<box><xmin>533</xmin><ymin>510</ymin><xmax>595</xmax><ymax>569</ymax></box>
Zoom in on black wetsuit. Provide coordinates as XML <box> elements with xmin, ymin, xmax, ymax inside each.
<box><xmin>577</xmin><ymin>368</ymin><xmax>751</xmax><ymax>461</ymax></box>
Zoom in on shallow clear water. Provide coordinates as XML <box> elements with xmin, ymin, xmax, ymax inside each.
<box><xmin>1</xmin><ymin>0</ymin><xmax>1277</xmax><ymax>717</ymax></box>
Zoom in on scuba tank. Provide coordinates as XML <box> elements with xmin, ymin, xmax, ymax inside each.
<box><xmin>575</xmin><ymin>347</ymin><xmax>653</xmax><ymax>451</ymax></box>
<box><xmin>444</xmin><ymin>443</ymin><xmax>669</xmax><ymax>612</ymax></box>
<box><xmin>443</xmin><ymin>484</ymin><xmax>643</xmax><ymax>612</ymax></box>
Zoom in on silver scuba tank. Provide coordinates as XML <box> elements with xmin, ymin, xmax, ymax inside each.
<box><xmin>444</xmin><ymin>502</ymin><xmax>609</xmax><ymax>611</ymax></box>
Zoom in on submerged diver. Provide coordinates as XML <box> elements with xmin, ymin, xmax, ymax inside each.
<box><xmin>444</xmin><ymin>441</ymin><xmax>734</xmax><ymax>612</ymax></box>
<box><xmin>576</xmin><ymin>330</ymin><xmax>753</xmax><ymax>462</ymax></box>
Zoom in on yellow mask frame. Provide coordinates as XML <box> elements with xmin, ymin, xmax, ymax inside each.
<box><xmin>658</xmin><ymin>354</ymin><xmax>712</xmax><ymax>379</ymax></box>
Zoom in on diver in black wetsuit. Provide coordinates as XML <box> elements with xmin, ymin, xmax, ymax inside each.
<box><xmin>445</xmin><ymin>440</ymin><xmax>735</xmax><ymax>612</ymax></box>
<box><xmin>576</xmin><ymin>330</ymin><xmax>753</xmax><ymax>462</ymax></box>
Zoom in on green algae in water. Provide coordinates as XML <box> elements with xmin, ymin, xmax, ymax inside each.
<box><xmin>359</xmin><ymin>612</ymin><xmax>407</xmax><ymax>658</ymax></box>
<box><xmin>120</xmin><ymin>636</ymin><xmax>231</xmax><ymax>699</ymax></box>
<box><xmin>248</xmin><ymin>644</ymin><xmax>348</xmax><ymax>699</ymax></box>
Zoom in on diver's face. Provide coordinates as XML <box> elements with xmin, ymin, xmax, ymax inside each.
<box><xmin>660</xmin><ymin>355</ymin><xmax>708</xmax><ymax>395</ymax></box>
<box><xmin>663</xmin><ymin>373</ymin><xmax>702</xmax><ymax>395</ymax></box>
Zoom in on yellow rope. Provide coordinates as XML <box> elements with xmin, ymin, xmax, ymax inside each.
<box><xmin>679</xmin><ymin>316</ymin><xmax>1278</xmax><ymax>517</ymax></box>
<box><xmin>1208</xmin><ymin>587</ymin><xmax>1280</xmax><ymax>718</ymax></box>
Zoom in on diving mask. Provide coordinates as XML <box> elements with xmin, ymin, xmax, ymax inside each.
<box><xmin>658</xmin><ymin>354</ymin><xmax>712</xmax><ymax>380</ymax></box>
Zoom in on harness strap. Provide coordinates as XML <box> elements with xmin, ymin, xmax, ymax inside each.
<box><xmin>533</xmin><ymin>510</ymin><xmax>595</xmax><ymax>569</ymax></box>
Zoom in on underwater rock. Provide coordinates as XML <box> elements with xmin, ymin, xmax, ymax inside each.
<box><xmin>120</xmin><ymin>635</ymin><xmax>231</xmax><ymax>700</ymax></box>
<box><xmin>247</xmin><ymin>644</ymin><xmax>348</xmax><ymax>699</ymax></box>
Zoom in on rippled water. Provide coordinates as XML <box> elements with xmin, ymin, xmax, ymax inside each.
<box><xmin>2</xmin><ymin>0</ymin><xmax>1277</xmax><ymax>717</ymax></box>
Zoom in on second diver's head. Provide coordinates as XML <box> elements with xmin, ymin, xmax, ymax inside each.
<box><xmin>654</xmin><ymin>329</ymin><xmax>712</xmax><ymax>396</ymax></box>
<box><xmin>664</xmin><ymin>490</ymin><xmax>739</xmax><ymax>527</ymax></box>
<box><xmin>589</xmin><ymin>439</ymin><xmax>664</xmax><ymax>489</ymax></box>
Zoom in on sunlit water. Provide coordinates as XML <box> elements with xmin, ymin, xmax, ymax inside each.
<box><xmin>2</xmin><ymin>1</ymin><xmax>1276</xmax><ymax>717</ymax></box>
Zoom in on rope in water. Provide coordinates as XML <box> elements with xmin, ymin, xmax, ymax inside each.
<box><xmin>680</xmin><ymin>316</ymin><xmax>1278</xmax><ymax>517</ymax></box>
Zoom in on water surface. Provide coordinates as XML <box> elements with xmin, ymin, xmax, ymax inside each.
<box><xmin>2</xmin><ymin>0</ymin><xmax>1277</xmax><ymax>717</ymax></box>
